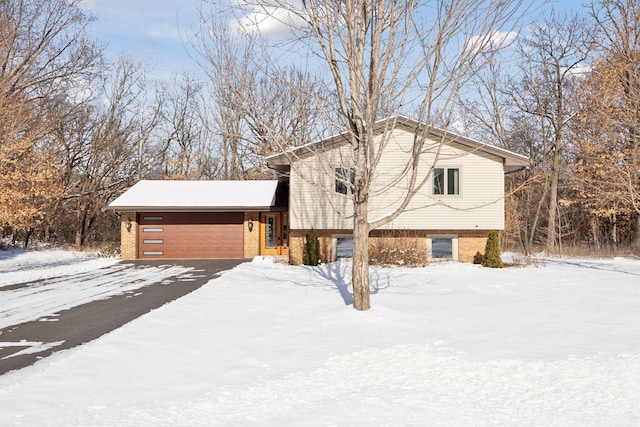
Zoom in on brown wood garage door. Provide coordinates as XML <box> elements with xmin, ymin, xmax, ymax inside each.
<box><xmin>137</xmin><ymin>212</ymin><xmax>244</xmax><ymax>259</ymax></box>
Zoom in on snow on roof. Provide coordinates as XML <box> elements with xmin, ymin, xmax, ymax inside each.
<box><xmin>108</xmin><ymin>180</ymin><xmax>281</xmax><ymax>211</ymax></box>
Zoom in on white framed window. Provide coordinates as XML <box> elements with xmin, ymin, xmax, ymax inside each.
<box><xmin>331</xmin><ymin>235</ymin><xmax>354</xmax><ymax>260</ymax></box>
<box><xmin>427</xmin><ymin>235</ymin><xmax>458</xmax><ymax>261</ymax></box>
<box><xmin>433</xmin><ymin>167</ymin><xmax>460</xmax><ymax>195</ymax></box>
<box><xmin>335</xmin><ymin>167</ymin><xmax>355</xmax><ymax>195</ymax></box>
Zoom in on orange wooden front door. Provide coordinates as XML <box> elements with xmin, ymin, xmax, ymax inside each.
<box><xmin>260</xmin><ymin>212</ymin><xmax>289</xmax><ymax>255</ymax></box>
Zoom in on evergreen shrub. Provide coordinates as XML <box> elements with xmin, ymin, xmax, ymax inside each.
<box><xmin>303</xmin><ymin>228</ymin><xmax>322</xmax><ymax>266</ymax></box>
<box><xmin>482</xmin><ymin>230</ymin><xmax>504</xmax><ymax>268</ymax></box>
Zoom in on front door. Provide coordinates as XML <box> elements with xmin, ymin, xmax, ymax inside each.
<box><xmin>260</xmin><ymin>212</ymin><xmax>289</xmax><ymax>255</ymax></box>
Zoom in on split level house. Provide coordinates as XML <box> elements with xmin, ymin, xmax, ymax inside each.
<box><xmin>108</xmin><ymin>116</ymin><xmax>529</xmax><ymax>264</ymax></box>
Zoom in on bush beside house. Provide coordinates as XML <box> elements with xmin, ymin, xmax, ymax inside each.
<box><xmin>303</xmin><ymin>228</ymin><xmax>322</xmax><ymax>266</ymax></box>
<box><xmin>482</xmin><ymin>230</ymin><xmax>504</xmax><ymax>268</ymax></box>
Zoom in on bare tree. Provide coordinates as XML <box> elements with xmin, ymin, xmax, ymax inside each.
<box><xmin>242</xmin><ymin>68</ymin><xmax>332</xmax><ymax>176</ymax></box>
<box><xmin>192</xmin><ymin>13</ymin><xmax>257</xmax><ymax>179</ymax></box>
<box><xmin>59</xmin><ymin>57</ymin><xmax>161</xmax><ymax>247</ymax></box>
<box><xmin>590</xmin><ymin>0</ymin><xmax>640</xmax><ymax>253</ymax></box>
<box><xmin>158</xmin><ymin>73</ymin><xmax>220</xmax><ymax>179</ymax></box>
<box><xmin>509</xmin><ymin>10</ymin><xmax>592</xmax><ymax>252</ymax></box>
<box><xmin>192</xmin><ymin>8</ymin><xmax>332</xmax><ymax>179</ymax></box>
<box><xmin>0</xmin><ymin>0</ymin><xmax>102</xmax><ymax>100</ymax></box>
<box><xmin>221</xmin><ymin>0</ymin><xmax>532</xmax><ymax>310</ymax></box>
<box><xmin>0</xmin><ymin>0</ymin><xmax>102</xmax><ymax>245</ymax></box>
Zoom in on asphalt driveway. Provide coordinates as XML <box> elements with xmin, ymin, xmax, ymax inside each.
<box><xmin>0</xmin><ymin>259</ymin><xmax>245</xmax><ymax>375</ymax></box>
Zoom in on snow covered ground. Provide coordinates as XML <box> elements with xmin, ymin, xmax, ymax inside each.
<box><xmin>0</xmin><ymin>250</ymin><xmax>639</xmax><ymax>426</ymax></box>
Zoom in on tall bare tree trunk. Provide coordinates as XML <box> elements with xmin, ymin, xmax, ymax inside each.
<box><xmin>352</xmin><ymin>200</ymin><xmax>370</xmax><ymax>311</ymax></box>
<box><xmin>75</xmin><ymin>209</ymin><xmax>87</xmax><ymax>248</ymax></box>
<box><xmin>547</xmin><ymin>137</ymin><xmax>561</xmax><ymax>252</ymax></box>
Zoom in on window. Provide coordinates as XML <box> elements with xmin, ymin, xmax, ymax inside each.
<box><xmin>431</xmin><ymin>238</ymin><xmax>453</xmax><ymax>259</ymax></box>
<box><xmin>335</xmin><ymin>167</ymin><xmax>355</xmax><ymax>195</ymax></box>
<box><xmin>265</xmin><ymin>215</ymin><xmax>277</xmax><ymax>249</ymax></box>
<box><xmin>335</xmin><ymin>237</ymin><xmax>354</xmax><ymax>258</ymax></box>
<box><xmin>428</xmin><ymin>236</ymin><xmax>458</xmax><ymax>261</ymax></box>
<box><xmin>282</xmin><ymin>213</ymin><xmax>288</xmax><ymax>249</ymax></box>
<box><xmin>433</xmin><ymin>167</ymin><xmax>460</xmax><ymax>195</ymax></box>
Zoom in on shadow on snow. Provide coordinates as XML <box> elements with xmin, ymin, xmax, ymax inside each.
<box><xmin>308</xmin><ymin>260</ymin><xmax>391</xmax><ymax>306</ymax></box>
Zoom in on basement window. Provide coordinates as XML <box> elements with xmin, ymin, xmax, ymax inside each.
<box><xmin>335</xmin><ymin>236</ymin><xmax>354</xmax><ymax>259</ymax></box>
<box><xmin>428</xmin><ymin>236</ymin><xmax>458</xmax><ymax>261</ymax></box>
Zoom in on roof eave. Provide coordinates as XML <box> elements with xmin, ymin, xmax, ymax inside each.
<box><xmin>266</xmin><ymin>116</ymin><xmax>530</xmax><ymax>167</ymax></box>
<box><xmin>107</xmin><ymin>205</ymin><xmax>275</xmax><ymax>212</ymax></box>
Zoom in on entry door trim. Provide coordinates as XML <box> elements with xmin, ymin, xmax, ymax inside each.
<box><xmin>260</xmin><ymin>212</ymin><xmax>289</xmax><ymax>255</ymax></box>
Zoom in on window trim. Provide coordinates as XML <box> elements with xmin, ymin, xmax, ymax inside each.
<box><xmin>335</xmin><ymin>167</ymin><xmax>355</xmax><ymax>195</ymax></box>
<box><xmin>432</xmin><ymin>166</ymin><xmax>461</xmax><ymax>196</ymax></box>
<box><xmin>427</xmin><ymin>235</ymin><xmax>458</xmax><ymax>261</ymax></box>
<box><xmin>331</xmin><ymin>234</ymin><xmax>354</xmax><ymax>261</ymax></box>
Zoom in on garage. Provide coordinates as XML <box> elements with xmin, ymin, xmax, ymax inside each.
<box><xmin>108</xmin><ymin>180</ymin><xmax>288</xmax><ymax>260</ymax></box>
<box><xmin>137</xmin><ymin>212</ymin><xmax>244</xmax><ymax>259</ymax></box>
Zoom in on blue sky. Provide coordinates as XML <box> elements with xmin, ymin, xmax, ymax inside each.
<box><xmin>83</xmin><ymin>0</ymin><xmax>589</xmax><ymax>82</ymax></box>
<box><xmin>82</xmin><ymin>0</ymin><xmax>202</xmax><ymax>79</ymax></box>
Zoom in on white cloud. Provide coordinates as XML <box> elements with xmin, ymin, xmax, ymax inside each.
<box><xmin>234</xmin><ymin>0</ymin><xmax>307</xmax><ymax>36</ymax></box>
<box><xmin>467</xmin><ymin>30</ymin><xmax>519</xmax><ymax>53</ymax></box>
<box><xmin>565</xmin><ymin>64</ymin><xmax>591</xmax><ymax>75</ymax></box>
<box><xmin>79</xmin><ymin>0</ymin><xmax>97</xmax><ymax>10</ymax></box>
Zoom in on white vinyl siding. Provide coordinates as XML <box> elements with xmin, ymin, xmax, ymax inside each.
<box><xmin>290</xmin><ymin>127</ymin><xmax>505</xmax><ymax>231</ymax></box>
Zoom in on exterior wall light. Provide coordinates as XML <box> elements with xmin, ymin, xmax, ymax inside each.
<box><xmin>125</xmin><ymin>218</ymin><xmax>132</xmax><ymax>232</ymax></box>
<box><xmin>248</xmin><ymin>218</ymin><xmax>254</xmax><ymax>232</ymax></box>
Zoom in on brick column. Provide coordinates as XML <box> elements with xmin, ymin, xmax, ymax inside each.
<box><xmin>120</xmin><ymin>212</ymin><xmax>137</xmax><ymax>260</ymax></box>
<box><xmin>243</xmin><ymin>212</ymin><xmax>260</xmax><ymax>259</ymax></box>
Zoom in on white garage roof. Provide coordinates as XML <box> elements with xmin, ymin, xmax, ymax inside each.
<box><xmin>108</xmin><ymin>180</ymin><xmax>282</xmax><ymax>212</ymax></box>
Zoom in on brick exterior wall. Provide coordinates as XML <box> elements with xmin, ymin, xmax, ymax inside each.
<box><xmin>289</xmin><ymin>228</ymin><xmax>490</xmax><ymax>265</ymax></box>
<box><xmin>243</xmin><ymin>212</ymin><xmax>260</xmax><ymax>259</ymax></box>
<box><xmin>289</xmin><ymin>229</ymin><xmax>340</xmax><ymax>265</ymax></box>
<box><xmin>458</xmin><ymin>232</ymin><xmax>489</xmax><ymax>263</ymax></box>
<box><xmin>290</xmin><ymin>234</ymin><xmax>304</xmax><ymax>265</ymax></box>
<box><xmin>120</xmin><ymin>212</ymin><xmax>137</xmax><ymax>260</ymax></box>
<box><xmin>369</xmin><ymin>231</ymin><xmax>429</xmax><ymax>265</ymax></box>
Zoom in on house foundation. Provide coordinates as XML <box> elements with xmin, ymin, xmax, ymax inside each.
<box><xmin>289</xmin><ymin>229</ymin><xmax>490</xmax><ymax>265</ymax></box>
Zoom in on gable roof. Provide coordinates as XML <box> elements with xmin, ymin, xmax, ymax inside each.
<box><xmin>266</xmin><ymin>116</ymin><xmax>529</xmax><ymax>172</ymax></box>
<box><xmin>108</xmin><ymin>180</ymin><xmax>282</xmax><ymax>212</ymax></box>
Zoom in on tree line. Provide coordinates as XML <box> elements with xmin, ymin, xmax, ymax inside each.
<box><xmin>1</xmin><ymin>0</ymin><xmax>639</xmax><ymax>261</ymax></box>
<box><xmin>463</xmin><ymin>1</ymin><xmax>640</xmax><ymax>255</ymax></box>
<box><xmin>0</xmin><ymin>0</ymin><xmax>328</xmax><ymax>249</ymax></box>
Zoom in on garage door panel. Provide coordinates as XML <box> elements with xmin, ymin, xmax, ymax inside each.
<box><xmin>139</xmin><ymin>212</ymin><xmax>242</xmax><ymax>225</ymax></box>
<box><xmin>138</xmin><ymin>212</ymin><xmax>244</xmax><ymax>259</ymax></box>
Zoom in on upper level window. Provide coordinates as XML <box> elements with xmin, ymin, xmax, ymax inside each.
<box><xmin>335</xmin><ymin>167</ymin><xmax>355</xmax><ymax>195</ymax></box>
<box><xmin>433</xmin><ymin>167</ymin><xmax>460</xmax><ymax>195</ymax></box>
